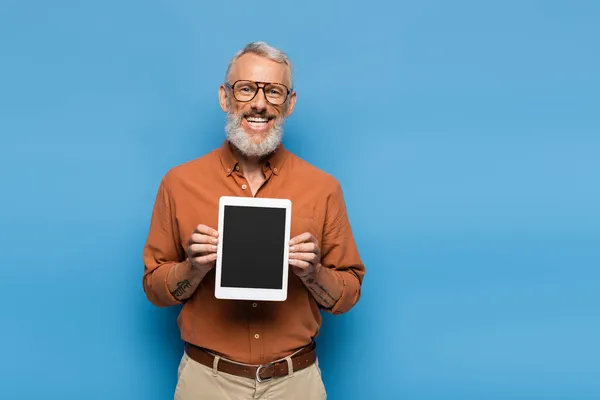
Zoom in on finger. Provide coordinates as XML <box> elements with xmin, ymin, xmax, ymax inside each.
<box><xmin>289</xmin><ymin>242</ymin><xmax>318</xmax><ymax>254</ymax></box>
<box><xmin>289</xmin><ymin>232</ymin><xmax>311</xmax><ymax>245</ymax></box>
<box><xmin>288</xmin><ymin>252</ymin><xmax>319</xmax><ymax>263</ymax></box>
<box><xmin>188</xmin><ymin>243</ymin><xmax>217</xmax><ymax>255</ymax></box>
<box><xmin>289</xmin><ymin>232</ymin><xmax>316</xmax><ymax>245</ymax></box>
<box><xmin>191</xmin><ymin>252</ymin><xmax>217</xmax><ymax>265</ymax></box>
<box><xmin>193</xmin><ymin>225</ymin><xmax>219</xmax><ymax>238</ymax></box>
<box><xmin>189</xmin><ymin>233</ymin><xmax>218</xmax><ymax>245</ymax></box>
<box><xmin>289</xmin><ymin>258</ymin><xmax>311</xmax><ymax>270</ymax></box>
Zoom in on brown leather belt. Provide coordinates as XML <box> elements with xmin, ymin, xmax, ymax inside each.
<box><xmin>184</xmin><ymin>341</ymin><xmax>317</xmax><ymax>382</ymax></box>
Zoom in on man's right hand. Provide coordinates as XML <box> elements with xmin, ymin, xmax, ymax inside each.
<box><xmin>187</xmin><ymin>224</ymin><xmax>219</xmax><ymax>272</ymax></box>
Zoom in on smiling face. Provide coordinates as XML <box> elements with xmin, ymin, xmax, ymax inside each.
<box><xmin>219</xmin><ymin>53</ymin><xmax>296</xmax><ymax>158</ymax></box>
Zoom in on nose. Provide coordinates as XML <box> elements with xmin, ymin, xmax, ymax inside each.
<box><xmin>250</xmin><ymin>85</ymin><xmax>268</xmax><ymax>111</ymax></box>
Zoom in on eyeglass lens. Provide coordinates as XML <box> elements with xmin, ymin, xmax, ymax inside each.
<box><xmin>233</xmin><ymin>81</ymin><xmax>288</xmax><ymax>105</ymax></box>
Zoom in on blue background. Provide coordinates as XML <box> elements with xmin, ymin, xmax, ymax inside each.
<box><xmin>1</xmin><ymin>1</ymin><xmax>599</xmax><ymax>399</ymax></box>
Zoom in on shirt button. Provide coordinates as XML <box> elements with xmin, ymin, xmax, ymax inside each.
<box><xmin>241</xmin><ymin>184</ymin><xmax>247</xmax><ymax>190</ymax></box>
<box><xmin>254</xmin><ymin>334</ymin><xmax>260</xmax><ymax>339</ymax></box>
<box><xmin>252</xmin><ymin>303</ymin><xmax>257</xmax><ymax>308</ymax></box>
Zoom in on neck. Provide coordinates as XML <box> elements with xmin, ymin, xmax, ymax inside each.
<box><xmin>230</xmin><ymin>144</ymin><xmax>265</xmax><ymax>176</ymax></box>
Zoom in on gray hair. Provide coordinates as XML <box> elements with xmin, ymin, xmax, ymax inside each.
<box><xmin>225</xmin><ymin>41</ymin><xmax>293</xmax><ymax>88</ymax></box>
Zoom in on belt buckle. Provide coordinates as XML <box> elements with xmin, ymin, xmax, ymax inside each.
<box><xmin>255</xmin><ymin>363</ymin><xmax>274</xmax><ymax>383</ymax></box>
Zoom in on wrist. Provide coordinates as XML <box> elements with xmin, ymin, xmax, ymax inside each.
<box><xmin>185</xmin><ymin>258</ymin><xmax>205</xmax><ymax>273</ymax></box>
<box><xmin>301</xmin><ymin>263</ymin><xmax>322</xmax><ymax>283</ymax></box>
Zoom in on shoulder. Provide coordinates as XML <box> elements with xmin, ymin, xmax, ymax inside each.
<box><xmin>160</xmin><ymin>148</ymin><xmax>221</xmax><ymax>190</ymax></box>
<box><xmin>285</xmin><ymin>151</ymin><xmax>342</xmax><ymax>196</ymax></box>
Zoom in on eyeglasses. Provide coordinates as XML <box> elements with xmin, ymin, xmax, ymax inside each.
<box><xmin>225</xmin><ymin>80</ymin><xmax>291</xmax><ymax>105</ymax></box>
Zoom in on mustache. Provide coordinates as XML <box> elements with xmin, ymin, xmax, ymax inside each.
<box><xmin>240</xmin><ymin>111</ymin><xmax>277</xmax><ymax>120</ymax></box>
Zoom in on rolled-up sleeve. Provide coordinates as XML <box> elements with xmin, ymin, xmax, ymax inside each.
<box><xmin>320</xmin><ymin>181</ymin><xmax>365</xmax><ymax>315</ymax></box>
<box><xmin>142</xmin><ymin>177</ymin><xmax>185</xmax><ymax>307</ymax></box>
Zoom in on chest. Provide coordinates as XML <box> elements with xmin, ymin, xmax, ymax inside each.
<box><xmin>172</xmin><ymin>172</ymin><xmax>324</xmax><ymax>255</ymax></box>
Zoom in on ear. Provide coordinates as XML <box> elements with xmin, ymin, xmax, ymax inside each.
<box><xmin>285</xmin><ymin>91</ymin><xmax>297</xmax><ymax>117</ymax></box>
<box><xmin>219</xmin><ymin>85</ymin><xmax>229</xmax><ymax>112</ymax></box>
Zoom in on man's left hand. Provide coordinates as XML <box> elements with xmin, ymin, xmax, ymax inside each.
<box><xmin>289</xmin><ymin>232</ymin><xmax>321</xmax><ymax>280</ymax></box>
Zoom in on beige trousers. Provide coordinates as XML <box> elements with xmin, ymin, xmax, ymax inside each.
<box><xmin>173</xmin><ymin>351</ymin><xmax>327</xmax><ymax>400</ymax></box>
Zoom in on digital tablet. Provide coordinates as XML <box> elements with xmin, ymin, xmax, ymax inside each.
<box><xmin>215</xmin><ymin>196</ymin><xmax>291</xmax><ymax>301</ymax></box>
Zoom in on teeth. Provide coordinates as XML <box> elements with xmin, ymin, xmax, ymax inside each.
<box><xmin>246</xmin><ymin>117</ymin><xmax>268</xmax><ymax>123</ymax></box>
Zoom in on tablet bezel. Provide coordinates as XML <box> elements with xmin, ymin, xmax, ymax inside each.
<box><xmin>215</xmin><ymin>196</ymin><xmax>291</xmax><ymax>301</ymax></box>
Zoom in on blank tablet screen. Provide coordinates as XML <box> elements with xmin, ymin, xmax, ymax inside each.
<box><xmin>220</xmin><ymin>205</ymin><xmax>287</xmax><ymax>289</ymax></box>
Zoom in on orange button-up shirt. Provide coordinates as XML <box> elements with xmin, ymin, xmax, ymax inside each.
<box><xmin>142</xmin><ymin>141</ymin><xmax>365</xmax><ymax>364</ymax></box>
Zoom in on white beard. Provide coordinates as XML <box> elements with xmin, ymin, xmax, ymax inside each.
<box><xmin>225</xmin><ymin>113</ymin><xmax>284</xmax><ymax>158</ymax></box>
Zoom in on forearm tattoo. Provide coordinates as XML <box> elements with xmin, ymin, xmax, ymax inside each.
<box><xmin>305</xmin><ymin>278</ymin><xmax>337</xmax><ymax>307</ymax></box>
<box><xmin>171</xmin><ymin>279</ymin><xmax>192</xmax><ymax>298</ymax></box>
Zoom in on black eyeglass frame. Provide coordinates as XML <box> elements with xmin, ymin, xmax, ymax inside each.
<box><xmin>225</xmin><ymin>80</ymin><xmax>293</xmax><ymax>105</ymax></box>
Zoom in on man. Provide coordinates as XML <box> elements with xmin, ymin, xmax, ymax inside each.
<box><xmin>142</xmin><ymin>41</ymin><xmax>365</xmax><ymax>399</ymax></box>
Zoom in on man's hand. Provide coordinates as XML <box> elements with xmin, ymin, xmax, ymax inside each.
<box><xmin>289</xmin><ymin>232</ymin><xmax>321</xmax><ymax>279</ymax></box>
<box><xmin>165</xmin><ymin>224</ymin><xmax>219</xmax><ymax>302</ymax></box>
<box><xmin>289</xmin><ymin>231</ymin><xmax>342</xmax><ymax>308</ymax></box>
<box><xmin>187</xmin><ymin>224</ymin><xmax>219</xmax><ymax>272</ymax></box>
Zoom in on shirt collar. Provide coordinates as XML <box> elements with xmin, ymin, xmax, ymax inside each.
<box><xmin>218</xmin><ymin>140</ymin><xmax>287</xmax><ymax>176</ymax></box>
